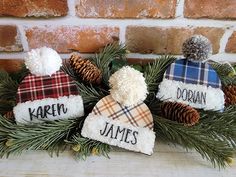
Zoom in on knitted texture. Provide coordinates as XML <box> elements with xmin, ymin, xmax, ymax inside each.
<box><xmin>182</xmin><ymin>35</ymin><xmax>212</xmax><ymax>61</ymax></box>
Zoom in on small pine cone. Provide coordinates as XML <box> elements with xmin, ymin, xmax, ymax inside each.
<box><xmin>4</xmin><ymin>111</ymin><xmax>14</xmax><ymax>120</ymax></box>
<box><xmin>223</xmin><ymin>85</ymin><xmax>236</xmax><ymax>105</ymax></box>
<box><xmin>160</xmin><ymin>102</ymin><xmax>200</xmax><ymax>126</ymax></box>
<box><xmin>69</xmin><ymin>53</ymin><xmax>102</xmax><ymax>84</ymax></box>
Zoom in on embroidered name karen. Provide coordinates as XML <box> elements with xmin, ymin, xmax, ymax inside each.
<box><xmin>28</xmin><ymin>104</ymin><xmax>68</xmax><ymax>120</ymax></box>
<box><xmin>177</xmin><ymin>87</ymin><xmax>206</xmax><ymax>105</ymax></box>
<box><xmin>100</xmin><ymin>121</ymin><xmax>139</xmax><ymax>145</ymax></box>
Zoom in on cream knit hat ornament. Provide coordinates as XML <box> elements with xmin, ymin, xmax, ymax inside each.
<box><xmin>81</xmin><ymin>66</ymin><xmax>156</xmax><ymax>155</ymax></box>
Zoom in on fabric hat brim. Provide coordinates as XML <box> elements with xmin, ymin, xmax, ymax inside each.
<box><xmin>13</xmin><ymin>95</ymin><xmax>84</xmax><ymax>123</ymax></box>
<box><xmin>82</xmin><ymin>113</ymin><xmax>156</xmax><ymax>155</ymax></box>
<box><xmin>157</xmin><ymin>79</ymin><xmax>225</xmax><ymax>111</ymax></box>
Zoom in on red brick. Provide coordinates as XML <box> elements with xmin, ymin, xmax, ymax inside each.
<box><xmin>126</xmin><ymin>26</ymin><xmax>224</xmax><ymax>55</ymax></box>
<box><xmin>184</xmin><ymin>0</ymin><xmax>236</xmax><ymax>19</ymax></box>
<box><xmin>0</xmin><ymin>25</ymin><xmax>23</xmax><ymax>52</ymax></box>
<box><xmin>0</xmin><ymin>59</ymin><xmax>23</xmax><ymax>73</ymax></box>
<box><xmin>25</xmin><ymin>26</ymin><xmax>119</xmax><ymax>53</ymax></box>
<box><xmin>226</xmin><ymin>32</ymin><xmax>236</xmax><ymax>53</ymax></box>
<box><xmin>76</xmin><ymin>0</ymin><xmax>177</xmax><ymax>18</ymax></box>
<box><xmin>0</xmin><ymin>0</ymin><xmax>68</xmax><ymax>17</ymax></box>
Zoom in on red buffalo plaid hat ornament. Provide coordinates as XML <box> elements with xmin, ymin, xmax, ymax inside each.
<box><xmin>81</xmin><ymin>66</ymin><xmax>155</xmax><ymax>155</ymax></box>
<box><xmin>13</xmin><ymin>47</ymin><xmax>84</xmax><ymax>123</ymax></box>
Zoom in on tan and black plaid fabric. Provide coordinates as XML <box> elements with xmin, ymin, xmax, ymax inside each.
<box><xmin>92</xmin><ymin>95</ymin><xmax>153</xmax><ymax>130</ymax></box>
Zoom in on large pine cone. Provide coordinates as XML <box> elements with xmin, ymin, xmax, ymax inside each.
<box><xmin>69</xmin><ymin>54</ymin><xmax>102</xmax><ymax>84</ymax></box>
<box><xmin>160</xmin><ymin>102</ymin><xmax>200</xmax><ymax>126</ymax></box>
<box><xmin>223</xmin><ymin>85</ymin><xmax>236</xmax><ymax>105</ymax></box>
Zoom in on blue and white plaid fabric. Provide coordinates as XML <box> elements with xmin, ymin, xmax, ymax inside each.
<box><xmin>164</xmin><ymin>59</ymin><xmax>222</xmax><ymax>88</ymax></box>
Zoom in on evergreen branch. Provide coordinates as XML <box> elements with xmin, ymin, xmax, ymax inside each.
<box><xmin>154</xmin><ymin>114</ymin><xmax>235</xmax><ymax>168</ymax></box>
<box><xmin>210</xmin><ymin>62</ymin><xmax>236</xmax><ymax>86</ymax></box>
<box><xmin>219</xmin><ymin>76</ymin><xmax>236</xmax><ymax>86</ymax></box>
<box><xmin>210</xmin><ymin>62</ymin><xmax>235</xmax><ymax>78</ymax></box>
<box><xmin>9</xmin><ymin>64</ymin><xmax>29</xmax><ymax>84</ymax></box>
<box><xmin>75</xmin><ymin>82</ymin><xmax>108</xmax><ymax>110</ymax></box>
<box><xmin>199</xmin><ymin>106</ymin><xmax>236</xmax><ymax>148</ymax></box>
<box><xmin>0</xmin><ymin>116</ymin><xmax>15</xmax><ymax>157</ymax></box>
<box><xmin>0</xmin><ymin>70</ymin><xmax>18</xmax><ymax>101</ymax></box>
<box><xmin>61</xmin><ymin>61</ymin><xmax>79</xmax><ymax>81</ymax></box>
<box><xmin>0</xmin><ymin>70</ymin><xmax>9</xmax><ymax>82</ymax></box>
<box><xmin>0</xmin><ymin>115</ymin><xmax>84</xmax><ymax>157</ymax></box>
<box><xmin>90</xmin><ymin>43</ymin><xmax>127</xmax><ymax>86</ymax></box>
<box><xmin>0</xmin><ymin>100</ymin><xmax>15</xmax><ymax>115</ymax></box>
<box><xmin>144</xmin><ymin>56</ymin><xmax>176</xmax><ymax>93</ymax></box>
<box><xmin>69</xmin><ymin>133</ymin><xmax>111</xmax><ymax>160</ymax></box>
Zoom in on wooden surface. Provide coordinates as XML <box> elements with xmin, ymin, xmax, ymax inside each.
<box><xmin>0</xmin><ymin>143</ymin><xmax>235</xmax><ymax>177</ymax></box>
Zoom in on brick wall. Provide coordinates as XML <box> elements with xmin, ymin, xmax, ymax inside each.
<box><xmin>0</xmin><ymin>0</ymin><xmax>236</xmax><ymax>72</ymax></box>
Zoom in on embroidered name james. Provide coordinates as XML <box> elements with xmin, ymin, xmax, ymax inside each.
<box><xmin>28</xmin><ymin>104</ymin><xmax>68</xmax><ymax>120</ymax></box>
<box><xmin>177</xmin><ymin>87</ymin><xmax>206</xmax><ymax>105</ymax></box>
<box><xmin>100</xmin><ymin>121</ymin><xmax>138</xmax><ymax>145</ymax></box>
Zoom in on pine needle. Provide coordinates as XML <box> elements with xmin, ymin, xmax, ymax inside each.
<box><xmin>0</xmin><ymin>70</ymin><xmax>18</xmax><ymax>101</ymax></box>
<box><xmin>144</xmin><ymin>55</ymin><xmax>176</xmax><ymax>93</ymax></box>
<box><xmin>210</xmin><ymin>62</ymin><xmax>236</xmax><ymax>86</ymax></box>
<box><xmin>0</xmin><ymin>70</ymin><xmax>19</xmax><ymax>115</ymax></box>
<box><xmin>61</xmin><ymin>61</ymin><xmax>79</xmax><ymax>81</ymax></box>
<box><xmin>9</xmin><ymin>64</ymin><xmax>29</xmax><ymax>83</ymax></box>
<box><xmin>154</xmin><ymin>108</ymin><xmax>236</xmax><ymax>168</ymax></box>
<box><xmin>210</xmin><ymin>62</ymin><xmax>235</xmax><ymax>78</ymax></box>
<box><xmin>90</xmin><ymin>43</ymin><xmax>127</xmax><ymax>86</ymax></box>
<box><xmin>0</xmin><ymin>100</ymin><xmax>15</xmax><ymax>115</ymax></box>
<box><xmin>218</xmin><ymin>75</ymin><xmax>236</xmax><ymax>86</ymax></box>
<box><xmin>0</xmin><ymin>115</ymin><xmax>84</xmax><ymax>157</ymax></box>
<box><xmin>69</xmin><ymin>133</ymin><xmax>111</xmax><ymax>160</ymax></box>
<box><xmin>75</xmin><ymin>82</ymin><xmax>109</xmax><ymax>110</ymax></box>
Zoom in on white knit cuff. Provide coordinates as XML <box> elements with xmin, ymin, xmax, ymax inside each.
<box><xmin>82</xmin><ymin>114</ymin><xmax>156</xmax><ymax>155</ymax></box>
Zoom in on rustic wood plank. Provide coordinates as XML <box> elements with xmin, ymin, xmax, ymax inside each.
<box><xmin>0</xmin><ymin>143</ymin><xmax>235</xmax><ymax>177</ymax></box>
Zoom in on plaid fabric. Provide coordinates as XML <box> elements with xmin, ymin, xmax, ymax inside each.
<box><xmin>164</xmin><ymin>59</ymin><xmax>222</xmax><ymax>88</ymax></box>
<box><xmin>92</xmin><ymin>95</ymin><xmax>153</xmax><ymax>130</ymax></box>
<box><xmin>17</xmin><ymin>71</ymin><xmax>79</xmax><ymax>103</ymax></box>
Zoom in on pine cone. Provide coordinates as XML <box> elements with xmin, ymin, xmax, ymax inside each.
<box><xmin>69</xmin><ymin>53</ymin><xmax>102</xmax><ymax>84</ymax></box>
<box><xmin>160</xmin><ymin>102</ymin><xmax>200</xmax><ymax>126</ymax></box>
<box><xmin>223</xmin><ymin>85</ymin><xmax>236</xmax><ymax>105</ymax></box>
<box><xmin>3</xmin><ymin>111</ymin><xmax>14</xmax><ymax>120</ymax></box>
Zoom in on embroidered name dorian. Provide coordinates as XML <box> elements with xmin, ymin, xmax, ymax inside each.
<box><xmin>177</xmin><ymin>88</ymin><xmax>206</xmax><ymax>105</ymax></box>
<box><xmin>82</xmin><ymin>114</ymin><xmax>156</xmax><ymax>155</ymax></box>
<box><xmin>13</xmin><ymin>95</ymin><xmax>84</xmax><ymax>123</ymax></box>
<box><xmin>157</xmin><ymin>79</ymin><xmax>225</xmax><ymax>111</ymax></box>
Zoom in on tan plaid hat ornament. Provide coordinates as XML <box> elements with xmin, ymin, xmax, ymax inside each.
<box><xmin>82</xmin><ymin>66</ymin><xmax>155</xmax><ymax>155</ymax></box>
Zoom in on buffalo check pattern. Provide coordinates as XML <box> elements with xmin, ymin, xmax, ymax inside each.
<box><xmin>17</xmin><ymin>71</ymin><xmax>79</xmax><ymax>103</ymax></box>
<box><xmin>164</xmin><ymin>59</ymin><xmax>222</xmax><ymax>89</ymax></box>
<box><xmin>92</xmin><ymin>95</ymin><xmax>154</xmax><ymax>130</ymax></box>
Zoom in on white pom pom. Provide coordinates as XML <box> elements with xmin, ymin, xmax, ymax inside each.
<box><xmin>25</xmin><ymin>47</ymin><xmax>62</xmax><ymax>76</ymax></box>
<box><xmin>109</xmin><ymin>66</ymin><xmax>148</xmax><ymax>107</ymax></box>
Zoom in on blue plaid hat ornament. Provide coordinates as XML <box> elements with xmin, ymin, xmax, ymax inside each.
<box><xmin>157</xmin><ymin>35</ymin><xmax>225</xmax><ymax>111</ymax></box>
